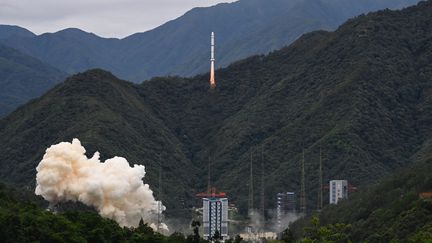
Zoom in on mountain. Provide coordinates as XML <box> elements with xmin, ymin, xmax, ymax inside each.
<box><xmin>0</xmin><ymin>28</ymin><xmax>119</xmax><ymax>75</ymax></box>
<box><xmin>0</xmin><ymin>25</ymin><xmax>35</xmax><ymax>39</ymax></box>
<box><xmin>289</xmin><ymin>147</ymin><xmax>432</xmax><ymax>242</ymax></box>
<box><xmin>0</xmin><ymin>0</ymin><xmax>420</xmax><ymax>82</ymax></box>
<box><xmin>0</xmin><ymin>70</ymin><xmax>200</xmax><ymax>217</ymax></box>
<box><xmin>0</xmin><ymin>44</ymin><xmax>67</xmax><ymax>116</ymax></box>
<box><xmin>1</xmin><ymin>0</ymin><xmax>432</xmax><ymax>218</ymax></box>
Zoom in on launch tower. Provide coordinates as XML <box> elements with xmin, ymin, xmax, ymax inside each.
<box><xmin>197</xmin><ymin>188</ymin><xmax>228</xmax><ymax>240</ymax></box>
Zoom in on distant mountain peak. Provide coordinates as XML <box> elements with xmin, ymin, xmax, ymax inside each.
<box><xmin>0</xmin><ymin>0</ymin><xmax>421</xmax><ymax>83</ymax></box>
<box><xmin>52</xmin><ymin>28</ymin><xmax>102</xmax><ymax>38</ymax></box>
<box><xmin>0</xmin><ymin>24</ymin><xmax>35</xmax><ymax>39</ymax></box>
<box><xmin>67</xmin><ymin>69</ymin><xmax>119</xmax><ymax>82</ymax></box>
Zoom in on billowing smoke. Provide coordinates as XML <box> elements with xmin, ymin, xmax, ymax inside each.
<box><xmin>35</xmin><ymin>138</ymin><xmax>166</xmax><ymax>229</ymax></box>
<box><xmin>268</xmin><ymin>209</ymin><xmax>301</xmax><ymax>233</ymax></box>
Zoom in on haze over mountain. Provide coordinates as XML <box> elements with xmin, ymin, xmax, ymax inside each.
<box><xmin>0</xmin><ymin>0</ymin><xmax>420</xmax><ymax>83</ymax></box>
<box><xmin>0</xmin><ymin>44</ymin><xmax>67</xmax><ymax>116</ymax></box>
<box><xmin>1</xmin><ymin>0</ymin><xmax>431</xmax><ymax>220</ymax></box>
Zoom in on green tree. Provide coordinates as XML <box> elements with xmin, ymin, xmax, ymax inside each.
<box><xmin>302</xmin><ymin>216</ymin><xmax>352</xmax><ymax>243</ymax></box>
<box><xmin>281</xmin><ymin>228</ymin><xmax>295</xmax><ymax>243</ymax></box>
<box><xmin>212</xmin><ymin>229</ymin><xmax>222</xmax><ymax>243</ymax></box>
<box><xmin>234</xmin><ymin>234</ymin><xmax>243</xmax><ymax>243</ymax></box>
<box><xmin>189</xmin><ymin>220</ymin><xmax>202</xmax><ymax>243</ymax></box>
<box><xmin>168</xmin><ymin>232</ymin><xmax>187</xmax><ymax>243</ymax></box>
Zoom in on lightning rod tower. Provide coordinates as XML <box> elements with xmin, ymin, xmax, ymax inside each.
<box><xmin>208</xmin><ymin>155</ymin><xmax>211</xmax><ymax>193</ymax></box>
<box><xmin>248</xmin><ymin>148</ymin><xmax>254</xmax><ymax>217</ymax></box>
<box><xmin>260</xmin><ymin>144</ymin><xmax>265</xmax><ymax>222</ymax></box>
<box><xmin>318</xmin><ymin>145</ymin><xmax>323</xmax><ymax>211</ymax></box>
<box><xmin>157</xmin><ymin>153</ymin><xmax>162</xmax><ymax>232</ymax></box>
<box><xmin>300</xmin><ymin>149</ymin><xmax>306</xmax><ymax>215</ymax></box>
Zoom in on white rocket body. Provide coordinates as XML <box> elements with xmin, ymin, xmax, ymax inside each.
<box><xmin>211</xmin><ymin>32</ymin><xmax>215</xmax><ymax>62</ymax></box>
<box><xmin>210</xmin><ymin>32</ymin><xmax>216</xmax><ymax>89</ymax></box>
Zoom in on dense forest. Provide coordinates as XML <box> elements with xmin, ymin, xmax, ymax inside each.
<box><xmin>0</xmin><ymin>44</ymin><xmax>66</xmax><ymax>116</ymax></box>
<box><xmin>1</xmin><ymin>1</ymin><xmax>432</xmax><ymax>242</ymax></box>
<box><xmin>0</xmin><ymin>184</ymin><xmax>219</xmax><ymax>243</ymax></box>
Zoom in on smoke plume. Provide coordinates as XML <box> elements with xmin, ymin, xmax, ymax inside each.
<box><xmin>35</xmin><ymin>138</ymin><xmax>165</xmax><ymax>229</ymax></box>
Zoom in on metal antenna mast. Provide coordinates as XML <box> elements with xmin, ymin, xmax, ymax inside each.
<box><xmin>318</xmin><ymin>145</ymin><xmax>323</xmax><ymax>211</ymax></box>
<box><xmin>208</xmin><ymin>155</ymin><xmax>211</xmax><ymax>193</ymax></box>
<box><xmin>300</xmin><ymin>149</ymin><xmax>306</xmax><ymax>215</ymax></box>
<box><xmin>157</xmin><ymin>153</ymin><xmax>162</xmax><ymax>232</ymax></box>
<box><xmin>260</xmin><ymin>144</ymin><xmax>265</xmax><ymax>222</ymax></box>
<box><xmin>248</xmin><ymin>148</ymin><xmax>254</xmax><ymax>217</ymax></box>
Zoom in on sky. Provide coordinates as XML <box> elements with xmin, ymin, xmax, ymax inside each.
<box><xmin>0</xmin><ymin>0</ymin><xmax>236</xmax><ymax>38</ymax></box>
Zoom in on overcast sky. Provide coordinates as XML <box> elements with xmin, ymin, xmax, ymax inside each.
<box><xmin>0</xmin><ymin>0</ymin><xmax>236</xmax><ymax>38</ymax></box>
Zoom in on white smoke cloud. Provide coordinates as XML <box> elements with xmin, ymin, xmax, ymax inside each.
<box><xmin>35</xmin><ymin>138</ymin><xmax>166</xmax><ymax>229</ymax></box>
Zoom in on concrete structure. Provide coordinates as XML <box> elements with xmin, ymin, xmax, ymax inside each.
<box><xmin>202</xmin><ymin>197</ymin><xmax>229</xmax><ymax>240</ymax></box>
<box><xmin>329</xmin><ymin>180</ymin><xmax>348</xmax><ymax>204</ymax></box>
<box><xmin>276</xmin><ymin>192</ymin><xmax>296</xmax><ymax>231</ymax></box>
<box><xmin>240</xmin><ymin>231</ymin><xmax>277</xmax><ymax>242</ymax></box>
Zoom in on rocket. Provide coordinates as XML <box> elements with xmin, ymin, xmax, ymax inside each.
<box><xmin>209</xmin><ymin>32</ymin><xmax>216</xmax><ymax>89</ymax></box>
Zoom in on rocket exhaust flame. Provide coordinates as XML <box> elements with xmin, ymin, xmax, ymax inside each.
<box><xmin>35</xmin><ymin>139</ymin><xmax>167</xmax><ymax>230</ymax></box>
<box><xmin>210</xmin><ymin>64</ymin><xmax>216</xmax><ymax>89</ymax></box>
<box><xmin>210</xmin><ymin>32</ymin><xmax>216</xmax><ymax>89</ymax></box>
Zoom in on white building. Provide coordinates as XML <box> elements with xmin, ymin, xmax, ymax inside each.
<box><xmin>203</xmin><ymin>197</ymin><xmax>229</xmax><ymax>240</ymax></box>
<box><xmin>329</xmin><ymin>180</ymin><xmax>348</xmax><ymax>204</ymax></box>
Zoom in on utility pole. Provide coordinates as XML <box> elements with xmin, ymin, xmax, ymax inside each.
<box><xmin>300</xmin><ymin>149</ymin><xmax>306</xmax><ymax>215</ymax></box>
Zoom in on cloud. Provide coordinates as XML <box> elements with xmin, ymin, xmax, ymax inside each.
<box><xmin>0</xmin><ymin>0</ymin><xmax>236</xmax><ymax>38</ymax></box>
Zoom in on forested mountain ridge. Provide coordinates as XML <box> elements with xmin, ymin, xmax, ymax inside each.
<box><xmin>0</xmin><ymin>25</ymin><xmax>35</xmax><ymax>39</ymax></box>
<box><xmin>0</xmin><ymin>0</ymin><xmax>419</xmax><ymax>117</ymax></box>
<box><xmin>0</xmin><ymin>0</ymin><xmax>420</xmax><ymax>82</ymax></box>
<box><xmin>0</xmin><ymin>0</ymin><xmax>432</xmax><ymax>218</ymax></box>
<box><xmin>0</xmin><ymin>44</ymin><xmax>67</xmax><ymax>116</ymax></box>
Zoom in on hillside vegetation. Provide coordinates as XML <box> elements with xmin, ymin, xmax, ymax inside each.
<box><xmin>0</xmin><ymin>0</ymin><xmax>432</xmax><ymax>220</ymax></box>
<box><xmin>0</xmin><ymin>184</ymin><xmax>210</xmax><ymax>243</ymax></box>
<box><xmin>289</xmin><ymin>147</ymin><xmax>432</xmax><ymax>242</ymax></box>
<box><xmin>0</xmin><ymin>44</ymin><xmax>67</xmax><ymax>116</ymax></box>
